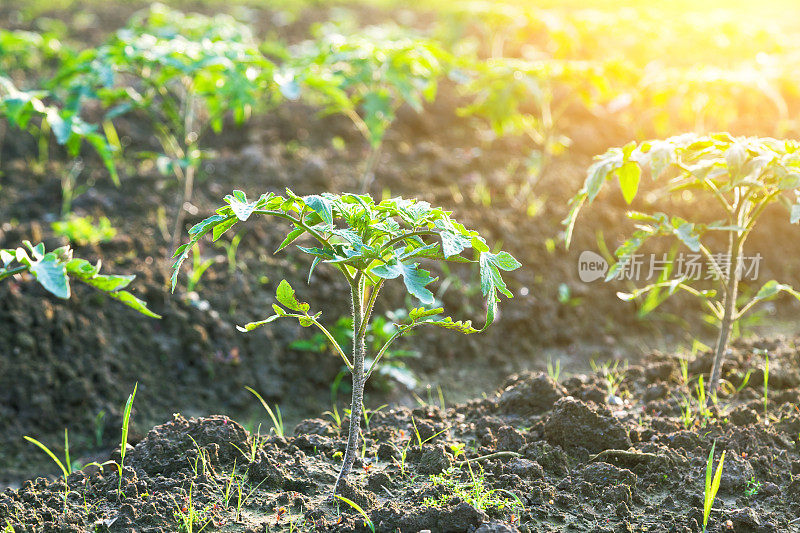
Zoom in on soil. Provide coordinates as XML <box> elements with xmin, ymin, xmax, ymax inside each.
<box><xmin>2</xmin><ymin>2</ymin><xmax>800</xmax><ymax>530</ymax></box>
<box><xmin>2</xmin><ymin>334</ymin><xmax>800</xmax><ymax>532</ymax></box>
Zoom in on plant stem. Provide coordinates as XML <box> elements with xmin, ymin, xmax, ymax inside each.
<box><xmin>334</xmin><ymin>278</ymin><xmax>366</xmax><ymax>494</ymax></box>
<box><xmin>359</xmin><ymin>142</ymin><xmax>382</xmax><ymax>193</ymax></box>
<box><xmin>708</xmin><ymin>233</ymin><xmax>743</xmax><ymax>393</ymax></box>
<box><xmin>169</xmin><ymin>159</ymin><xmax>196</xmax><ymax>256</ymax></box>
<box><xmin>0</xmin><ymin>265</ymin><xmax>27</xmax><ymax>282</ymax></box>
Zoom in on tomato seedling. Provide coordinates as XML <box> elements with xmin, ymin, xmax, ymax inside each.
<box><xmin>280</xmin><ymin>24</ymin><xmax>449</xmax><ymax>190</ymax></box>
<box><xmin>171</xmin><ymin>190</ymin><xmax>519</xmax><ymax>492</ymax></box>
<box><xmin>0</xmin><ymin>76</ymin><xmax>119</xmax><ymax>214</ymax></box>
<box><xmin>1</xmin><ymin>240</ymin><xmax>159</xmax><ymax>317</ymax></box>
<box><xmin>459</xmin><ymin>58</ymin><xmax>610</xmax><ymax>196</ymax></box>
<box><xmin>565</xmin><ymin>133</ymin><xmax>800</xmax><ymax>394</ymax></box>
<box><xmin>54</xmin><ymin>4</ymin><xmax>277</xmax><ymax>251</ymax></box>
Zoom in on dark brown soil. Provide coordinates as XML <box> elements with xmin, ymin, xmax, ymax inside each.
<box><xmin>2</xmin><ymin>335</ymin><xmax>799</xmax><ymax>532</ymax></box>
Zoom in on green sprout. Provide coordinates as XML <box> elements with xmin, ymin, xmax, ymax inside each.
<box><xmin>703</xmin><ymin>441</ymin><xmax>726</xmax><ymax>533</ymax></box>
<box><xmin>22</xmin><ymin>430</ymin><xmax>72</xmax><ymax>510</ymax></box>
<box><xmin>565</xmin><ymin>133</ymin><xmax>800</xmax><ymax>395</ymax></box>
<box><xmin>171</xmin><ymin>189</ymin><xmax>520</xmax><ymax>492</ymax></box>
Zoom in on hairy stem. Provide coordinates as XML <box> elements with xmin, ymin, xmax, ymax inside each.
<box><xmin>359</xmin><ymin>142</ymin><xmax>382</xmax><ymax>193</ymax></box>
<box><xmin>169</xmin><ymin>159</ymin><xmax>196</xmax><ymax>256</ymax></box>
<box><xmin>334</xmin><ymin>278</ymin><xmax>366</xmax><ymax>494</ymax></box>
<box><xmin>0</xmin><ymin>265</ymin><xmax>27</xmax><ymax>282</ymax></box>
<box><xmin>708</xmin><ymin>229</ymin><xmax>743</xmax><ymax>394</ymax></box>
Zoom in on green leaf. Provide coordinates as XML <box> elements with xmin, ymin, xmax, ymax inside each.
<box><xmin>673</xmin><ymin>222</ymin><xmax>701</xmax><ymax>252</ymax></box>
<box><xmin>212</xmin><ymin>218</ymin><xmax>238</xmax><ymax>241</ymax></box>
<box><xmin>487</xmin><ymin>251</ymin><xmax>522</xmax><ymax>271</ymax></box>
<box><xmin>0</xmin><ymin>250</ymin><xmax>13</xmax><ymax>267</ymax></box>
<box><xmin>304</xmin><ymin>195</ymin><xmax>333</xmax><ymax>226</ymax></box>
<box><xmin>617</xmin><ymin>161</ymin><xmax>641</xmax><ymax>204</ymax></box>
<box><xmin>479</xmin><ymin>251</ymin><xmax>519</xmax><ymax>299</ymax></box>
<box><xmin>275</xmin><ymin>228</ymin><xmax>304</xmax><ymax>253</ymax></box>
<box><xmin>275</xmin><ymin>279</ymin><xmax>310</xmax><ymax>313</ymax></box>
<box><xmin>372</xmin><ymin>259</ymin><xmax>437</xmax><ymax>304</ymax></box>
<box><xmin>225</xmin><ymin>191</ymin><xmax>258</xmax><ymax>221</ymax></box>
<box><xmin>409</xmin><ymin>307</ymin><xmax>443</xmax><ymax>321</ymax></box>
<box><xmin>440</xmin><ymin>230</ymin><xmax>471</xmax><ymax>258</ymax></box>
<box><xmin>82</xmin><ymin>274</ymin><xmax>134</xmax><ymax>292</ymax></box>
<box><xmin>427</xmin><ymin>316</ymin><xmax>478</xmax><ymax>334</ymax></box>
<box><xmin>108</xmin><ymin>290</ymin><xmax>161</xmax><ymax>318</ymax></box>
<box><xmin>725</xmin><ymin>143</ymin><xmax>747</xmax><ymax>175</ymax></box>
<box><xmin>29</xmin><ymin>255</ymin><xmax>69</xmax><ymax>299</ymax></box>
<box><xmin>236</xmin><ymin>315</ymin><xmax>281</xmax><ymax>332</ymax></box>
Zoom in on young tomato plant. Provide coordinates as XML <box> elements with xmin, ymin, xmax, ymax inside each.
<box><xmin>565</xmin><ymin>133</ymin><xmax>800</xmax><ymax>394</ymax></box>
<box><xmin>1</xmin><ymin>240</ymin><xmax>159</xmax><ymax>317</ymax></box>
<box><xmin>171</xmin><ymin>190</ymin><xmax>520</xmax><ymax>492</ymax></box>
<box><xmin>0</xmin><ymin>29</ymin><xmax>67</xmax><ymax>86</ymax></box>
<box><xmin>458</xmin><ymin>57</ymin><xmax>612</xmax><ymax>198</ymax></box>
<box><xmin>56</xmin><ymin>4</ymin><xmax>277</xmax><ymax>251</ymax></box>
<box><xmin>280</xmin><ymin>24</ymin><xmax>449</xmax><ymax>190</ymax></box>
<box><xmin>0</xmin><ymin>76</ymin><xmax>119</xmax><ymax>214</ymax></box>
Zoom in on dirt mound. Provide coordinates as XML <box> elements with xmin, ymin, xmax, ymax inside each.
<box><xmin>3</xmin><ymin>336</ymin><xmax>799</xmax><ymax>531</ymax></box>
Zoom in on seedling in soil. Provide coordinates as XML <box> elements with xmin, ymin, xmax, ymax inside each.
<box><xmin>172</xmin><ymin>477</ymin><xmax>213</xmax><ymax>533</ymax></box>
<box><xmin>335</xmin><ymin>495</ymin><xmax>375</xmax><ymax>533</ymax></box>
<box><xmin>186</xmin><ymin>247</ymin><xmax>215</xmax><ymax>293</ymax></box>
<box><xmin>565</xmin><ymin>133</ymin><xmax>800</xmax><ymax>395</ymax></box>
<box><xmin>245</xmin><ymin>386</ymin><xmax>284</xmax><ymax>437</ymax></box>
<box><xmin>390</xmin><ymin>418</ymin><xmax>448</xmax><ymax>479</ymax></box>
<box><xmin>0</xmin><ymin>76</ymin><xmax>119</xmax><ymax>215</ymax></box>
<box><xmin>115</xmin><ymin>383</ymin><xmax>137</xmax><ymax>496</ymax></box>
<box><xmin>546</xmin><ymin>355</ymin><xmax>561</xmax><ymax>382</ymax></box>
<box><xmin>52</xmin><ymin>214</ymin><xmax>116</xmax><ymax>247</ymax></box>
<box><xmin>231</xmin><ymin>423</ymin><xmax>264</xmax><ymax>463</ymax></box>
<box><xmin>426</xmin><ymin>443</ymin><xmax>523</xmax><ymax>515</ymax></box>
<box><xmin>703</xmin><ymin>441</ymin><xmax>726</xmax><ymax>533</ymax></box>
<box><xmin>282</xmin><ymin>25</ymin><xmax>448</xmax><ymax>191</ymax></box>
<box><xmin>57</xmin><ymin>4</ymin><xmax>276</xmax><ymax>252</ymax></box>
<box><xmin>22</xmin><ymin>430</ymin><xmax>73</xmax><ymax>510</ymax></box>
<box><xmin>171</xmin><ymin>190</ymin><xmax>520</xmax><ymax>493</ymax></box>
<box><xmin>744</xmin><ymin>476</ymin><xmax>762</xmax><ymax>497</ymax></box>
<box><xmin>0</xmin><ymin>241</ymin><xmax>159</xmax><ymax>317</ymax></box>
<box><xmin>590</xmin><ymin>359</ymin><xmax>627</xmax><ymax>400</ymax></box>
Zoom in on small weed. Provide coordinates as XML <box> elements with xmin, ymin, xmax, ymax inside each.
<box><xmin>590</xmin><ymin>359</ymin><xmax>627</xmax><ymax>399</ymax></box>
<box><xmin>23</xmin><ymin>429</ymin><xmax>72</xmax><ymax>509</ymax></box>
<box><xmin>335</xmin><ymin>495</ymin><xmax>374</xmax><ymax>533</ymax></box>
<box><xmin>425</xmin><ymin>445</ymin><xmax>522</xmax><ymax>515</ymax></box>
<box><xmin>546</xmin><ymin>355</ymin><xmax>561</xmax><ymax>382</ymax></box>
<box><xmin>245</xmin><ymin>386</ymin><xmax>284</xmax><ymax>437</ymax></box>
<box><xmin>52</xmin><ymin>215</ymin><xmax>116</xmax><ymax>246</ymax></box>
<box><xmin>186</xmin><ymin>247</ymin><xmax>214</xmax><ymax>293</ymax></box>
<box><xmin>744</xmin><ymin>476</ymin><xmax>761</xmax><ymax>497</ymax></box>
<box><xmin>703</xmin><ymin>441</ymin><xmax>726</xmax><ymax>533</ymax></box>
